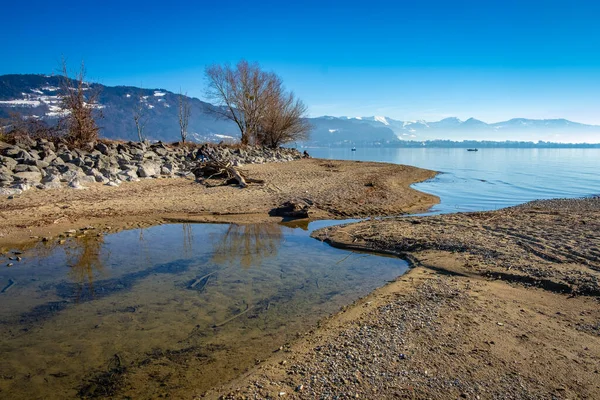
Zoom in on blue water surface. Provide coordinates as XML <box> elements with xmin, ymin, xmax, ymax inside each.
<box><xmin>309</xmin><ymin>147</ymin><xmax>600</xmax><ymax>213</ymax></box>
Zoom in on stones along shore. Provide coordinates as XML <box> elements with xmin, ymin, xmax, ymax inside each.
<box><xmin>0</xmin><ymin>140</ymin><xmax>302</xmax><ymax>196</ymax></box>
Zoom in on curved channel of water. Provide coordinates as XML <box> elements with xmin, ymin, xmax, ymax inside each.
<box><xmin>0</xmin><ymin>220</ymin><xmax>403</xmax><ymax>399</ymax></box>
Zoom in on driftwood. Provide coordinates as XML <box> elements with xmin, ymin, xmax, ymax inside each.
<box><xmin>191</xmin><ymin>161</ymin><xmax>264</xmax><ymax>188</ymax></box>
<box><xmin>212</xmin><ymin>304</ymin><xmax>253</xmax><ymax>328</ymax></box>
<box><xmin>269</xmin><ymin>198</ymin><xmax>313</xmax><ymax>219</ymax></box>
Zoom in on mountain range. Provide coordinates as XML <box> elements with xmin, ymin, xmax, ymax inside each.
<box><xmin>2</xmin><ymin>74</ymin><xmax>600</xmax><ymax>144</ymax></box>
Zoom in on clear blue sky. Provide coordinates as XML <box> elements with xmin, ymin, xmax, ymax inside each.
<box><xmin>3</xmin><ymin>0</ymin><xmax>600</xmax><ymax>124</ymax></box>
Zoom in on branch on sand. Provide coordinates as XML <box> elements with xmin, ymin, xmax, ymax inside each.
<box><xmin>191</xmin><ymin>160</ymin><xmax>265</xmax><ymax>188</ymax></box>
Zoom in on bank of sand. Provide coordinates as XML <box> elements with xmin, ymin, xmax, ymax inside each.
<box><xmin>209</xmin><ymin>197</ymin><xmax>600</xmax><ymax>399</ymax></box>
<box><xmin>3</xmin><ymin>158</ymin><xmax>599</xmax><ymax>399</ymax></box>
<box><xmin>0</xmin><ymin>158</ymin><xmax>437</xmax><ymax>248</ymax></box>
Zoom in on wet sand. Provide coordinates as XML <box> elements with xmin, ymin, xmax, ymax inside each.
<box><xmin>0</xmin><ymin>158</ymin><xmax>437</xmax><ymax>249</ymax></box>
<box><xmin>209</xmin><ymin>198</ymin><xmax>600</xmax><ymax>399</ymax></box>
<box><xmin>4</xmin><ymin>157</ymin><xmax>599</xmax><ymax>399</ymax></box>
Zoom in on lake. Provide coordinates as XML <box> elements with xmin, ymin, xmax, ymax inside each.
<box><xmin>309</xmin><ymin>147</ymin><xmax>600</xmax><ymax>213</ymax></box>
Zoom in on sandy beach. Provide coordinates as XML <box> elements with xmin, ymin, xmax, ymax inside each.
<box><xmin>209</xmin><ymin>197</ymin><xmax>600</xmax><ymax>399</ymax></box>
<box><xmin>0</xmin><ymin>158</ymin><xmax>437</xmax><ymax>248</ymax></box>
<box><xmin>2</xmin><ymin>158</ymin><xmax>599</xmax><ymax>399</ymax></box>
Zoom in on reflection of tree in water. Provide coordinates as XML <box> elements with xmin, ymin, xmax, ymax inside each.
<box><xmin>65</xmin><ymin>235</ymin><xmax>106</xmax><ymax>300</ymax></box>
<box><xmin>182</xmin><ymin>223</ymin><xmax>194</xmax><ymax>258</ymax></box>
<box><xmin>211</xmin><ymin>224</ymin><xmax>283</xmax><ymax>269</ymax></box>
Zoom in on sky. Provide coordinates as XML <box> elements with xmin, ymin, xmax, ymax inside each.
<box><xmin>3</xmin><ymin>0</ymin><xmax>600</xmax><ymax>124</ymax></box>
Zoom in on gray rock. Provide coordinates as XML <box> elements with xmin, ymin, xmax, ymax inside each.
<box><xmin>95</xmin><ymin>142</ymin><xmax>110</xmax><ymax>155</ymax></box>
<box><xmin>68</xmin><ymin>179</ymin><xmax>86</xmax><ymax>189</ymax></box>
<box><xmin>79</xmin><ymin>175</ymin><xmax>96</xmax><ymax>184</ymax></box>
<box><xmin>0</xmin><ymin>187</ymin><xmax>22</xmax><ymax>196</ymax></box>
<box><xmin>35</xmin><ymin>160</ymin><xmax>50</xmax><ymax>170</ymax></box>
<box><xmin>60</xmin><ymin>170</ymin><xmax>83</xmax><ymax>183</ymax></box>
<box><xmin>137</xmin><ymin>162</ymin><xmax>160</xmax><ymax>178</ymax></box>
<box><xmin>59</xmin><ymin>152</ymin><xmax>74</xmax><ymax>163</ymax></box>
<box><xmin>0</xmin><ymin>173</ymin><xmax>13</xmax><ymax>182</ymax></box>
<box><xmin>40</xmin><ymin>182</ymin><xmax>62</xmax><ymax>190</ymax></box>
<box><xmin>0</xmin><ymin>156</ymin><xmax>18</xmax><ymax>170</ymax></box>
<box><xmin>14</xmin><ymin>164</ymin><xmax>40</xmax><ymax>173</ymax></box>
<box><xmin>154</xmin><ymin>147</ymin><xmax>168</xmax><ymax>156</ymax></box>
<box><xmin>13</xmin><ymin>171</ymin><xmax>42</xmax><ymax>183</ymax></box>
<box><xmin>69</xmin><ymin>157</ymin><xmax>85</xmax><ymax>167</ymax></box>
<box><xmin>51</xmin><ymin>157</ymin><xmax>65</xmax><ymax>165</ymax></box>
<box><xmin>42</xmin><ymin>173</ymin><xmax>61</xmax><ymax>184</ymax></box>
<box><xmin>105</xmin><ymin>181</ymin><xmax>120</xmax><ymax>187</ymax></box>
<box><xmin>118</xmin><ymin>169</ymin><xmax>138</xmax><ymax>180</ymax></box>
<box><xmin>13</xmin><ymin>182</ymin><xmax>32</xmax><ymax>191</ymax></box>
<box><xmin>2</xmin><ymin>146</ymin><xmax>22</xmax><ymax>157</ymax></box>
<box><xmin>99</xmin><ymin>166</ymin><xmax>120</xmax><ymax>177</ymax></box>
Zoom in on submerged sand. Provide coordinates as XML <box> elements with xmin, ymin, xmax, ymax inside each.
<box><xmin>209</xmin><ymin>197</ymin><xmax>600</xmax><ymax>399</ymax></box>
<box><xmin>3</xmin><ymin>157</ymin><xmax>599</xmax><ymax>399</ymax></box>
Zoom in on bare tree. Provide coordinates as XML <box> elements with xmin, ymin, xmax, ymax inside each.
<box><xmin>59</xmin><ymin>59</ymin><xmax>101</xmax><ymax>148</ymax></box>
<box><xmin>205</xmin><ymin>60</ymin><xmax>277</xmax><ymax>145</ymax></box>
<box><xmin>133</xmin><ymin>88</ymin><xmax>148</xmax><ymax>142</ymax></box>
<box><xmin>178</xmin><ymin>89</ymin><xmax>191</xmax><ymax>144</ymax></box>
<box><xmin>205</xmin><ymin>60</ymin><xmax>311</xmax><ymax>147</ymax></box>
<box><xmin>259</xmin><ymin>89</ymin><xmax>311</xmax><ymax>148</ymax></box>
<box><xmin>0</xmin><ymin>111</ymin><xmax>62</xmax><ymax>143</ymax></box>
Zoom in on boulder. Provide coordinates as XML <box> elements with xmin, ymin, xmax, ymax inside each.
<box><xmin>59</xmin><ymin>152</ymin><xmax>74</xmax><ymax>163</ymax></box>
<box><xmin>13</xmin><ymin>171</ymin><xmax>42</xmax><ymax>183</ymax></box>
<box><xmin>137</xmin><ymin>162</ymin><xmax>160</xmax><ymax>178</ymax></box>
<box><xmin>60</xmin><ymin>170</ymin><xmax>84</xmax><ymax>183</ymax></box>
<box><xmin>68</xmin><ymin>179</ymin><xmax>86</xmax><ymax>189</ymax></box>
<box><xmin>39</xmin><ymin>181</ymin><xmax>62</xmax><ymax>190</ymax></box>
<box><xmin>0</xmin><ymin>173</ymin><xmax>13</xmax><ymax>183</ymax></box>
<box><xmin>79</xmin><ymin>175</ymin><xmax>97</xmax><ymax>184</ymax></box>
<box><xmin>0</xmin><ymin>156</ymin><xmax>18</xmax><ymax>170</ymax></box>
<box><xmin>95</xmin><ymin>142</ymin><xmax>110</xmax><ymax>155</ymax></box>
<box><xmin>14</xmin><ymin>164</ymin><xmax>40</xmax><ymax>173</ymax></box>
<box><xmin>0</xmin><ymin>187</ymin><xmax>23</xmax><ymax>196</ymax></box>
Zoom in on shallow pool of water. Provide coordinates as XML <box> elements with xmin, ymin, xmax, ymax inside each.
<box><xmin>0</xmin><ymin>221</ymin><xmax>406</xmax><ymax>399</ymax></box>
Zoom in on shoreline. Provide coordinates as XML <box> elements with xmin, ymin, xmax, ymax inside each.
<box><xmin>4</xmin><ymin>154</ymin><xmax>598</xmax><ymax>398</ymax></box>
<box><xmin>0</xmin><ymin>158</ymin><xmax>438</xmax><ymax>249</ymax></box>
<box><xmin>208</xmin><ymin>197</ymin><xmax>600</xmax><ymax>399</ymax></box>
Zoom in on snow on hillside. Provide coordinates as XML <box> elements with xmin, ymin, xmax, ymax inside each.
<box><xmin>374</xmin><ymin>116</ymin><xmax>389</xmax><ymax>125</ymax></box>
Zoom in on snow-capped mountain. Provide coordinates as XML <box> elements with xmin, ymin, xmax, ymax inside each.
<box><xmin>323</xmin><ymin>115</ymin><xmax>600</xmax><ymax>143</ymax></box>
<box><xmin>2</xmin><ymin>74</ymin><xmax>600</xmax><ymax>144</ymax></box>
<box><xmin>0</xmin><ymin>74</ymin><xmax>238</xmax><ymax>143</ymax></box>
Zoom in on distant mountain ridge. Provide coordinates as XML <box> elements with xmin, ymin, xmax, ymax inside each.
<box><xmin>0</xmin><ymin>74</ymin><xmax>238</xmax><ymax>143</ymax></box>
<box><xmin>2</xmin><ymin>74</ymin><xmax>600</xmax><ymax>144</ymax></box>
<box><xmin>328</xmin><ymin>115</ymin><xmax>600</xmax><ymax>143</ymax></box>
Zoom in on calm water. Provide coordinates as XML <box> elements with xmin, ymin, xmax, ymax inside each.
<box><xmin>0</xmin><ymin>221</ymin><xmax>405</xmax><ymax>399</ymax></box>
<box><xmin>309</xmin><ymin>147</ymin><xmax>600</xmax><ymax>213</ymax></box>
<box><xmin>4</xmin><ymin>147</ymin><xmax>597</xmax><ymax>398</ymax></box>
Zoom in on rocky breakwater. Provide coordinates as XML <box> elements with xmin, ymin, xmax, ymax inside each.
<box><xmin>0</xmin><ymin>140</ymin><xmax>301</xmax><ymax>196</ymax></box>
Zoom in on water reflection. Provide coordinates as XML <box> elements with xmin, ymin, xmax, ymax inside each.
<box><xmin>279</xmin><ymin>218</ymin><xmax>310</xmax><ymax>231</ymax></box>
<box><xmin>65</xmin><ymin>235</ymin><xmax>106</xmax><ymax>301</ymax></box>
<box><xmin>0</xmin><ymin>222</ymin><xmax>409</xmax><ymax>399</ymax></box>
<box><xmin>210</xmin><ymin>223</ymin><xmax>283</xmax><ymax>269</ymax></box>
<box><xmin>182</xmin><ymin>223</ymin><xmax>194</xmax><ymax>258</ymax></box>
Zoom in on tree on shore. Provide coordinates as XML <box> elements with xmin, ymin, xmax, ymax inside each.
<box><xmin>178</xmin><ymin>89</ymin><xmax>191</xmax><ymax>144</ymax></box>
<box><xmin>133</xmin><ymin>87</ymin><xmax>148</xmax><ymax>142</ymax></box>
<box><xmin>259</xmin><ymin>87</ymin><xmax>311</xmax><ymax>148</ymax></box>
<box><xmin>59</xmin><ymin>59</ymin><xmax>102</xmax><ymax>148</ymax></box>
<box><xmin>205</xmin><ymin>60</ymin><xmax>310</xmax><ymax>146</ymax></box>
